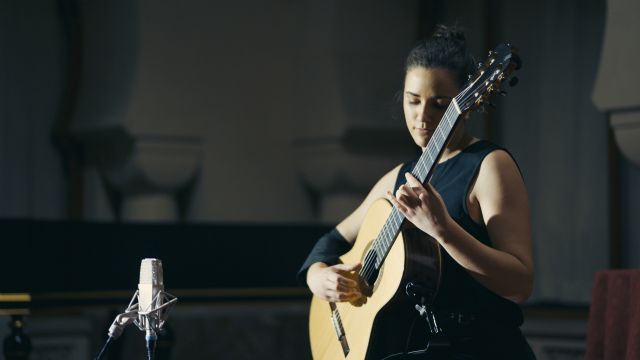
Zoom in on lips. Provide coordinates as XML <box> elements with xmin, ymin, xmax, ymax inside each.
<box><xmin>414</xmin><ymin>126</ymin><xmax>435</xmax><ymax>134</ymax></box>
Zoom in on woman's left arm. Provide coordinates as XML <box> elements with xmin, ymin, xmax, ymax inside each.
<box><xmin>387</xmin><ymin>150</ymin><xmax>533</xmax><ymax>304</ymax></box>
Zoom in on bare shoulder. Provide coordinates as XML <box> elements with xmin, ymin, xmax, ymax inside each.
<box><xmin>474</xmin><ymin>148</ymin><xmax>532</xmax><ymax>277</ymax></box>
<box><xmin>474</xmin><ymin>148</ymin><xmax>529</xmax><ymax>242</ymax></box>
<box><xmin>476</xmin><ymin>149</ymin><xmax>525</xmax><ymax>194</ymax></box>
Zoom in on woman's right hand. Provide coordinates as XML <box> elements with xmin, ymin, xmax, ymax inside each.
<box><xmin>306</xmin><ymin>262</ymin><xmax>363</xmax><ymax>303</ymax></box>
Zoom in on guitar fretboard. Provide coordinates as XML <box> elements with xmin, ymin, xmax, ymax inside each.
<box><xmin>363</xmin><ymin>100</ymin><xmax>463</xmax><ymax>272</ymax></box>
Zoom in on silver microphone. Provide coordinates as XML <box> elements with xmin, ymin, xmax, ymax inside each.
<box><xmin>106</xmin><ymin>259</ymin><xmax>177</xmax><ymax>346</ymax></box>
<box><xmin>138</xmin><ymin>258</ymin><xmax>164</xmax><ymax>339</ymax></box>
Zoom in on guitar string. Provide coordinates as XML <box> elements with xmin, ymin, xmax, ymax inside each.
<box><xmin>359</xmin><ymin>100</ymin><xmax>462</xmax><ymax>280</ymax></box>
<box><xmin>359</xmin><ymin>91</ymin><xmax>474</xmax><ymax>280</ymax></box>
<box><xmin>358</xmin><ymin>103</ymin><xmax>452</xmax><ymax>280</ymax></box>
<box><xmin>358</xmin><ymin>103</ymin><xmax>458</xmax><ymax>280</ymax></box>
<box><xmin>357</xmin><ymin>60</ymin><xmax>503</xmax><ymax>281</ymax></box>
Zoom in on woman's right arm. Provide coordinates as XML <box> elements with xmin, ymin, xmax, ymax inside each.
<box><xmin>306</xmin><ymin>164</ymin><xmax>403</xmax><ymax>302</ymax></box>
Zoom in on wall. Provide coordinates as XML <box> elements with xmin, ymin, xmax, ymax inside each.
<box><xmin>497</xmin><ymin>0</ymin><xmax>610</xmax><ymax>303</ymax></box>
<box><xmin>1</xmin><ymin>0</ymin><xmax>638</xmax><ymax>304</ymax></box>
<box><xmin>0</xmin><ymin>0</ymin><xmax>66</xmax><ymax>219</ymax></box>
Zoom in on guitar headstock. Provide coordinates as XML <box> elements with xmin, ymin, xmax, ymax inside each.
<box><xmin>455</xmin><ymin>43</ymin><xmax>521</xmax><ymax>113</ymax></box>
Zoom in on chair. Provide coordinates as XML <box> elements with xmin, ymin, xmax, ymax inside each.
<box><xmin>586</xmin><ymin>269</ymin><xmax>640</xmax><ymax>359</ymax></box>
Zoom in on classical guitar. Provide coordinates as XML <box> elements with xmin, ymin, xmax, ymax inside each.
<box><xmin>308</xmin><ymin>43</ymin><xmax>521</xmax><ymax>359</ymax></box>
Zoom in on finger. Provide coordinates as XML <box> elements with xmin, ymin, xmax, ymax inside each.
<box><xmin>337</xmin><ymin>291</ymin><xmax>362</xmax><ymax>302</ymax></box>
<box><xmin>424</xmin><ymin>182</ymin><xmax>438</xmax><ymax>195</ymax></box>
<box><xmin>334</xmin><ymin>275</ymin><xmax>358</xmax><ymax>288</ymax></box>
<box><xmin>387</xmin><ymin>191</ymin><xmax>409</xmax><ymax>213</ymax></box>
<box><xmin>394</xmin><ymin>191</ymin><xmax>413</xmax><ymax>210</ymax></box>
<box><xmin>324</xmin><ymin>289</ymin><xmax>340</xmax><ymax>302</ymax></box>
<box><xmin>326</xmin><ymin>289</ymin><xmax>360</xmax><ymax>302</ymax></box>
<box><xmin>395</xmin><ymin>184</ymin><xmax>414</xmax><ymax>198</ymax></box>
<box><xmin>404</xmin><ymin>172</ymin><xmax>423</xmax><ymax>188</ymax></box>
<box><xmin>402</xmin><ymin>183</ymin><xmax>421</xmax><ymax>200</ymax></box>
<box><xmin>341</xmin><ymin>262</ymin><xmax>362</xmax><ymax>271</ymax></box>
<box><xmin>332</xmin><ymin>263</ymin><xmax>362</xmax><ymax>272</ymax></box>
<box><xmin>395</xmin><ymin>185</ymin><xmax>408</xmax><ymax>198</ymax></box>
<box><xmin>389</xmin><ymin>188</ymin><xmax>407</xmax><ymax>199</ymax></box>
<box><xmin>326</xmin><ymin>280</ymin><xmax>358</xmax><ymax>293</ymax></box>
<box><xmin>335</xmin><ymin>282</ymin><xmax>359</xmax><ymax>293</ymax></box>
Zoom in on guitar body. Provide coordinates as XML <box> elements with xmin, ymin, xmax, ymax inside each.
<box><xmin>309</xmin><ymin>198</ymin><xmax>441</xmax><ymax>359</ymax></box>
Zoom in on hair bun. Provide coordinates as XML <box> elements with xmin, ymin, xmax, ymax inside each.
<box><xmin>404</xmin><ymin>24</ymin><xmax>475</xmax><ymax>88</ymax></box>
<box><xmin>432</xmin><ymin>24</ymin><xmax>466</xmax><ymax>44</ymax></box>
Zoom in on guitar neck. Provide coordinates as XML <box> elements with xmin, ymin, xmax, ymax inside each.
<box><xmin>367</xmin><ymin>100</ymin><xmax>463</xmax><ymax>270</ymax></box>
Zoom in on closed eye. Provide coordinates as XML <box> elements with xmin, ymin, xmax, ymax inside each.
<box><xmin>433</xmin><ymin>96</ymin><xmax>452</xmax><ymax>110</ymax></box>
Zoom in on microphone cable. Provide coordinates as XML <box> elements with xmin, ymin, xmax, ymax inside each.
<box><xmin>93</xmin><ymin>336</ymin><xmax>113</xmax><ymax>360</ymax></box>
<box><xmin>145</xmin><ymin>332</ymin><xmax>157</xmax><ymax>360</ymax></box>
<box><xmin>379</xmin><ymin>314</ymin><xmax>429</xmax><ymax>360</ymax></box>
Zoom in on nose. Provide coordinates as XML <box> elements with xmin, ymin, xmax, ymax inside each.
<box><xmin>417</xmin><ymin>104</ymin><xmax>432</xmax><ymax>123</ymax></box>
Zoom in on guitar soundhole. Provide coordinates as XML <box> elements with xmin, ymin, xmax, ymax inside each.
<box><xmin>361</xmin><ymin>246</ymin><xmax>381</xmax><ymax>296</ymax></box>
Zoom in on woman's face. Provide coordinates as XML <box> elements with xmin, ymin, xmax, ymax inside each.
<box><xmin>403</xmin><ymin>67</ymin><xmax>460</xmax><ymax>149</ymax></box>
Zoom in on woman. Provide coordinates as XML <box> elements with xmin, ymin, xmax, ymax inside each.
<box><xmin>299</xmin><ymin>25</ymin><xmax>535</xmax><ymax>359</ymax></box>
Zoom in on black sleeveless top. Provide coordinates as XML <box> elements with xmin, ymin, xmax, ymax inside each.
<box><xmin>394</xmin><ymin>140</ymin><xmax>524</xmax><ymax>328</ymax></box>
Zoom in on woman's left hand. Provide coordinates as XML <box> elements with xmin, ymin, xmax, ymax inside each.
<box><xmin>386</xmin><ymin>172</ymin><xmax>452</xmax><ymax>241</ymax></box>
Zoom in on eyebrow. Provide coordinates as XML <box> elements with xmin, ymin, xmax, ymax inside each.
<box><xmin>404</xmin><ymin>92</ymin><xmax>453</xmax><ymax>101</ymax></box>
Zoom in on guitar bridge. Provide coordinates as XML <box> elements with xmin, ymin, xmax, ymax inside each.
<box><xmin>330</xmin><ymin>303</ymin><xmax>350</xmax><ymax>357</ymax></box>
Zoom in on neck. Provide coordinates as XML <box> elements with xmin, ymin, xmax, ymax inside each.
<box><xmin>422</xmin><ymin>128</ymin><xmax>474</xmax><ymax>163</ymax></box>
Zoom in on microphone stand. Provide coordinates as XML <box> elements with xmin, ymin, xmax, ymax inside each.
<box><xmin>92</xmin><ymin>259</ymin><xmax>177</xmax><ymax>360</ymax></box>
<box><xmin>138</xmin><ymin>290</ymin><xmax>177</xmax><ymax>360</ymax></box>
<box><xmin>93</xmin><ymin>289</ymin><xmax>176</xmax><ymax>360</ymax></box>
<box><xmin>145</xmin><ymin>330</ymin><xmax>157</xmax><ymax>360</ymax></box>
<box><xmin>379</xmin><ymin>283</ymin><xmax>449</xmax><ymax>360</ymax></box>
<box><xmin>94</xmin><ymin>291</ymin><xmax>140</xmax><ymax>360</ymax></box>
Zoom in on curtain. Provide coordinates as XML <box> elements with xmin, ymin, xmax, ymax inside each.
<box><xmin>497</xmin><ymin>0</ymin><xmax>608</xmax><ymax>303</ymax></box>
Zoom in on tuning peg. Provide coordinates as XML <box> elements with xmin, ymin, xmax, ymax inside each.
<box><xmin>499</xmin><ymin>90</ymin><xmax>508</xmax><ymax>96</ymax></box>
<box><xmin>512</xmin><ymin>54</ymin><xmax>522</xmax><ymax>70</ymax></box>
<box><xmin>509</xmin><ymin>76</ymin><xmax>519</xmax><ymax>87</ymax></box>
<box><xmin>478</xmin><ymin>101</ymin><xmax>496</xmax><ymax>113</ymax></box>
<box><xmin>477</xmin><ymin>62</ymin><xmax>484</xmax><ymax>69</ymax></box>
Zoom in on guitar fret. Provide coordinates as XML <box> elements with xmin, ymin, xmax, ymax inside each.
<box><xmin>373</xmin><ymin>238</ymin><xmax>382</xmax><ymax>259</ymax></box>
<box><xmin>416</xmin><ymin>161</ymin><xmax>426</xmax><ymax>180</ymax></box>
<box><xmin>426</xmin><ymin>149</ymin><xmax>435</xmax><ymax>164</ymax></box>
<box><xmin>436</xmin><ymin>128</ymin><xmax>445</xmax><ymax>143</ymax></box>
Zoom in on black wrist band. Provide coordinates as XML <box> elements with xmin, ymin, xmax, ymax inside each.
<box><xmin>297</xmin><ymin>228</ymin><xmax>352</xmax><ymax>284</ymax></box>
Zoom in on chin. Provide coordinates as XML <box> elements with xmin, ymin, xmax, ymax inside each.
<box><xmin>412</xmin><ymin>138</ymin><xmax>428</xmax><ymax>149</ymax></box>
<box><xmin>411</xmin><ymin>135</ymin><xmax>429</xmax><ymax>148</ymax></box>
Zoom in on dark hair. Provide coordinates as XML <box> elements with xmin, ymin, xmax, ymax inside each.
<box><xmin>405</xmin><ymin>25</ymin><xmax>476</xmax><ymax>88</ymax></box>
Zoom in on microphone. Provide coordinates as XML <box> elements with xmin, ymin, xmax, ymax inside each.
<box><xmin>95</xmin><ymin>258</ymin><xmax>177</xmax><ymax>360</ymax></box>
<box><xmin>137</xmin><ymin>258</ymin><xmax>175</xmax><ymax>359</ymax></box>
